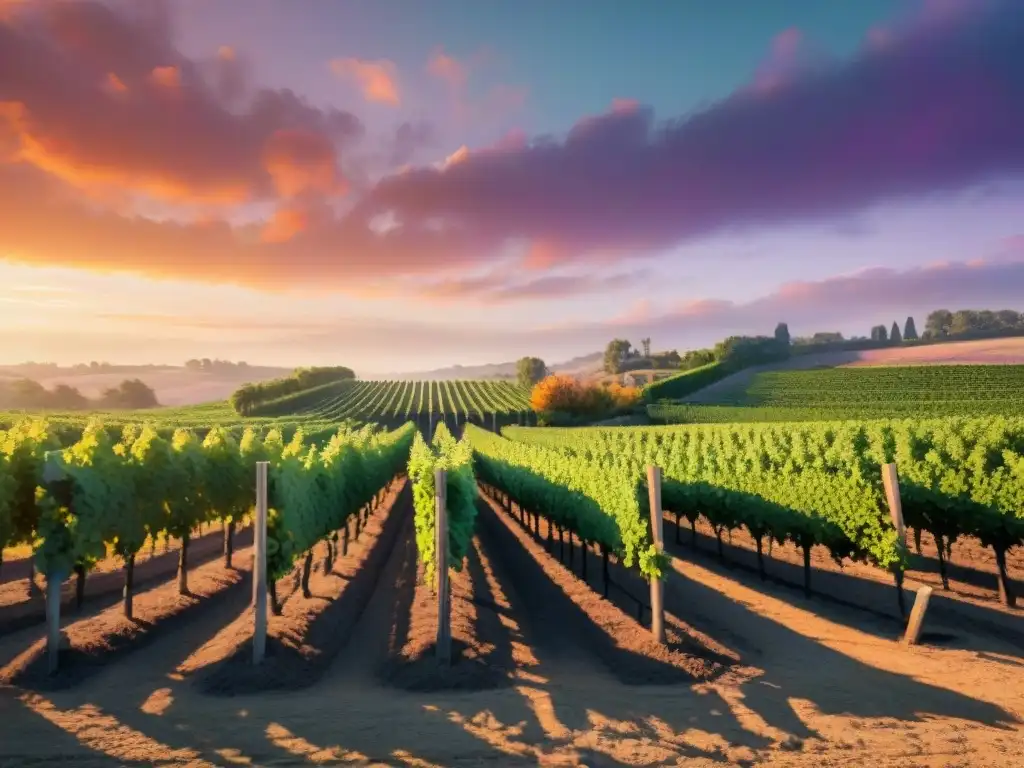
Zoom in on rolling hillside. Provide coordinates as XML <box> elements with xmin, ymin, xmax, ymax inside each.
<box><xmin>681</xmin><ymin>337</ymin><xmax>1024</xmax><ymax>405</ymax></box>
<box><xmin>0</xmin><ymin>365</ymin><xmax>292</xmax><ymax>407</ymax></box>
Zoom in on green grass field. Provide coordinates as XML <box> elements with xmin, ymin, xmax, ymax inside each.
<box><xmin>648</xmin><ymin>364</ymin><xmax>1024</xmax><ymax>424</ymax></box>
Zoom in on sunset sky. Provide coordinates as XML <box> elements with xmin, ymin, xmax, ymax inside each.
<box><xmin>1</xmin><ymin>0</ymin><xmax>1023</xmax><ymax>376</ymax></box>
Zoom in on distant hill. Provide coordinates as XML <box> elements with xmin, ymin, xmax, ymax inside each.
<box><xmin>377</xmin><ymin>351</ymin><xmax>604</xmax><ymax>381</ymax></box>
<box><xmin>0</xmin><ymin>364</ymin><xmax>292</xmax><ymax>407</ymax></box>
<box><xmin>684</xmin><ymin>337</ymin><xmax>1024</xmax><ymax>404</ymax></box>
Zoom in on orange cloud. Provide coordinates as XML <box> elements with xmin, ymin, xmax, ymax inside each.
<box><xmin>329</xmin><ymin>58</ymin><xmax>400</xmax><ymax>106</ymax></box>
<box><xmin>0</xmin><ymin>2</ymin><xmax>361</xmax><ymax>210</ymax></box>
<box><xmin>261</xmin><ymin>129</ymin><xmax>344</xmax><ymax>198</ymax></box>
<box><xmin>149</xmin><ymin>65</ymin><xmax>181</xmax><ymax>89</ymax></box>
<box><xmin>105</xmin><ymin>72</ymin><xmax>128</xmax><ymax>94</ymax></box>
<box><xmin>0</xmin><ymin>99</ymin><xmax>253</xmax><ymax>203</ymax></box>
<box><xmin>261</xmin><ymin>206</ymin><xmax>308</xmax><ymax>243</ymax></box>
<box><xmin>522</xmin><ymin>240</ymin><xmax>566</xmax><ymax>271</ymax></box>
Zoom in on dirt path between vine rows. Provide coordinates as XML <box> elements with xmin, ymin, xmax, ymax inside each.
<box><xmin>0</xmin><ymin>488</ymin><xmax>1021</xmax><ymax>766</ymax></box>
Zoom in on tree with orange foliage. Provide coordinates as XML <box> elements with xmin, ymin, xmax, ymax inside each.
<box><xmin>529</xmin><ymin>375</ymin><xmax>582</xmax><ymax>414</ymax></box>
<box><xmin>530</xmin><ymin>376</ymin><xmax>641</xmax><ymax>418</ymax></box>
<box><xmin>605</xmin><ymin>383</ymin><xmax>642</xmax><ymax>408</ymax></box>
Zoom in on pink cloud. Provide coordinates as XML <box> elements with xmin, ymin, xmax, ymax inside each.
<box><xmin>329</xmin><ymin>57</ymin><xmax>400</xmax><ymax>106</ymax></box>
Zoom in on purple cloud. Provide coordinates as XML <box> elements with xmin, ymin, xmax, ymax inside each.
<box><xmin>356</xmin><ymin>0</ymin><xmax>1024</xmax><ymax>269</ymax></box>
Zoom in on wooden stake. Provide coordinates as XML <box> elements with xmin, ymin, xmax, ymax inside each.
<box><xmin>882</xmin><ymin>463</ymin><xmax>906</xmax><ymax>545</ymax></box>
<box><xmin>647</xmin><ymin>465</ymin><xmax>665</xmax><ymax>644</ymax></box>
<box><xmin>903</xmin><ymin>585</ymin><xmax>933</xmax><ymax>646</ymax></box>
<box><xmin>42</xmin><ymin>452</ymin><xmax>67</xmax><ymax>674</ymax></box>
<box><xmin>435</xmin><ymin>468</ymin><xmax>451</xmax><ymax>664</ymax></box>
<box><xmin>253</xmin><ymin>461</ymin><xmax>269</xmax><ymax>665</ymax></box>
<box><xmin>45</xmin><ymin>572</ymin><xmax>65</xmax><ymax>675</ymax></box>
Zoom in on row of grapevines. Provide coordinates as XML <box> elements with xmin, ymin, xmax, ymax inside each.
<box><xmin>0</xmin><ymin>419</ymin><xmax>415</xmax><ymax>617</ymax></box>
<box><xmin>505</xmin><ymin>417</ymin><xmax>1024</xmax><ymax>603</ymax></box>
<box><xmin>501</xmin><ymin>424</ymin><xmax>907</xmax><ymax>573</ymax></box>
<box><xmin>407</xmin><ymin>423</ymin><xmax>478</xmax><ymax>583</ymax></box>
<box><xmin>266</xmin><ymin>422</ymin><xmax>415</xmax><ymax>609</ymax></box>
<box><xmin>463</xmin><ymin>424</ymin><xmax>667</xmax><ymax>579</ymax></box>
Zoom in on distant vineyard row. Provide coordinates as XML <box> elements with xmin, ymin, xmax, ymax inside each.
<box><xmin>0</xmin><ymin>400</ymin><xmax>347</xmax><ymax>448</ymax></box>
<box><xmin>251</xmin><ymin>379</ymin><xmax>533</xmax><ymax>423</ymax></box>
<box><xmin>650</xmin><ymin>364</ymin><xmax>1024</xmax><ymax>423</ymax></box>
<box><xmin>648</xmin><ymin>399</ymin><xmax>1024</xmax><ymax>424</ymax></box>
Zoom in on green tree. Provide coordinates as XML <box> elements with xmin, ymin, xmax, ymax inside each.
<box><xmin>890</xmin><ymin>321</ymin><xmax>902</xmax><ymax>343</ymax></box>
<box><xmin>50</xmin><ymin>384</ymin><xmax>88</xmax><ymax>410</ymax></box>
<box><xmin>516</xmin><ymin>357</ymin><xmax>548</xmax><ymax>390</ymax></box>
<box><xmin>9</xmin><ymin>378</ymin><xmax>48</xmax><ymax>408</ymax></box>
<box><xmin>870</xmin><ymin>325</ymin><xmax>888</xmax><ymax>342</ymax></box>
<box><xmin>925</xmin><ymin>309</ymin><xmax>953</xmax><ymax>338</ymax></box>
<box><xmin>903</xmin><ymin>316</ymin><xmax>918</xmax><ymax>340</ymax></box>
<box><xmin>100</xmin><ymin>379</ymin><xmax>159</xmax><ymax>409</ymax></box>
<box><xmin>774</xmin><ymin>322</ymin><xmax>791</xmax><ymax>353</ymax></box>
<box><xmin>603</xmin><ymin>339</ymin><xmax>632</xmax><ymax>374</ymax></box>
<box><xmin>996</xmin><ymin>309</ymin><xmax>1021</xmax><ymax>328</ymax></box>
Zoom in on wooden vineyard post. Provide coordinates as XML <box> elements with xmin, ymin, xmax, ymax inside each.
<box><xmin>647</xmin><ymin>465</ymin><xmax>665</xmax><ymax>644</ymax></box>
<box><xmin>882</xmin><ymin>463</ymin><xmax>909</xmax><ymax>616</ymax></box>
<box><xmin>903</xmin><ymin>586</ymin><xmax>933</xmax><ymax>646</ymax></box>
<box><xmin>435</xmin><ymin>468</ymin><xmax>451</xmax><ymax>664</ymax></box>
<box><xmin>252</xmin><ymin>461</ymin><xmax>269</xmax><ymax>665</ymax></box>
<box><xmin>42</xmin><ymin>452</ymin><xmax>68</xmax><ymax>675</ymax></box>
<box><xmin>491</xmin><ymin>411</ymin><xmax>497</xmax><ymax>433</ymax></box>
<box><xmin>45</xmin><ymin>573</ymin><xmax>65</xmax><ymax>674</ymax></box>
<box><xmin>882</xmin><ymin>464</ymin><xmax>906</xmax><ymax>544</ymax></box>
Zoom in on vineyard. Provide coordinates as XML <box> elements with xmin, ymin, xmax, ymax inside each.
<box><xmin>0</xmin><ymin>401</ymin><xmax>345</xmax><ymax>447</ymax></box>
<box><xmin>650</xmin><ymin>364</ymin><xmax>1024</xmax><ymax>423</ymax></box>
<box><xmin>502</xmin><ymin>417</ymin><xmax>1024</xmax><ymax>605</ymax></box>
<box><xmin>0</xmin><ymin>404</ymin><xmax>1021</xmax><ymax>763</ymax></box>
<box><xmin>249</xmin><ymin>378</ymin><xmax>533</xmax><ymax>428</ymax></box>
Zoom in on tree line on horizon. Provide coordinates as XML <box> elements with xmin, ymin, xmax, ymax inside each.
<box><xmin>230</xmin><ymin>366</ymin><xmax>356</xmax><ymax>415</ymax></box>
<box><xmin>0</xmin><ymin>377</ymin><xmax>159</xmax><ymax>411</ymax></box>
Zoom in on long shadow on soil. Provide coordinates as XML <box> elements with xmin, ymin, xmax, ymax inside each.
<box><xmin>197</xmin><ymin>483</ymin><xmax>412</xmax><ymax>695</ymax></box>
<box><xmin>65</xmin><ymin>489</ymin><xmax>532</xmax><ymax>768</ymax></box>
<box><xmin>4</xmin><ymin>562</ymin><xmax>256</xmax><ymax>692</ymax></box>
<box><xmin>381</xmin><ymin>511</ymin><xmax>419</xmax><ymax>661</ymax></box>
<box><xmin>662</xmin><ymin>559</ymin><xmax>1021</xmax><ymax>742</ymax></box>
<box><xmin>468</xmin><ymin>498</ymin><xmax>756</xmax><ymax>762</ymax></box>
<box><xmin>375</xmin><ymin>509</ymin><xmax>521</xmax><ymax>691</ymax></box>
<box><xmin>463</xmin><ymin>538</ymin><xmax>518</xmax><ymax>676</ymax></box>
<box><xmin>663</xmin><ymin>515</ymin><xmax>1024</xmax><ymax>653</ymax></box>
<box><xmin>907</xmin><ymin>549</ymin><xmax>1023</xmax><ymax>593</ymax></box>
<box><xmin>0</xmin><ymin>689</ymin><xmax>166</xmax><ymax>768</ymax></box>
<box><xmin>480</xmin><ymin>492</ymin><xmax>1019</xmax><ymax>755</ymax></box>
<box><xmin>479</xmin><ymin>497</ymin><xmax>717</xmax><ymax>687</ymax></box>
<box><xmin>0</xmin><ymin>526</ymin><xmax>254</xmax><ymax>636</ymax></box>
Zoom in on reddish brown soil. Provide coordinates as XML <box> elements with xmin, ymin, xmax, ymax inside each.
<box><xmin>186</xmin><ymin>478</ymin><xmax>408</xmax><ymax>695</ymax></box>
<box><xmin>0</xmin><ymin>478</ymin><xmax>1020</xmax><ymax>766</ymax></box>
<box><xmin>0</xmin><ymin>547</ymin><xmax>253</xmax><ymax>691</ymax></box>
<box><xmin>0</xmin><ymin>524</ymin><xmax>252</xmax><ymax>635</ymax></box>
<box><xmin>378</xmin><ymin>523</ymin><xmax>520</xmax><ymax>691</ymax></box>
<box><xmin>663</xmin><ymin>513</ymin><xmax>1023</xmax><ymax>646</ymax></box>
<box><xmin>478</xmin><ymin>488</ymin><xmax>727</xmax><ymax>684</ymax></box>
